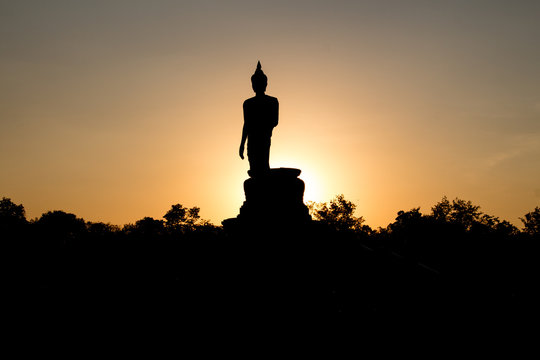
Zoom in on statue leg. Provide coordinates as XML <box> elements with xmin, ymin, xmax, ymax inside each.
<box><xmin>261</xmin><ymin>139</ymin><xmax>270</xmax><ymax>170</ymax></box>
<box><xmin>248</xmin><ymin>139</ymin><xmax>271</xmax><ymax>175</ymax></box>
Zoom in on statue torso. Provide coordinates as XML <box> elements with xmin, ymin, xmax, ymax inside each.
<box><xmin>243</xmin><ymin>95</ymin><xmax>279</xmax><ymax>140</ymax></box>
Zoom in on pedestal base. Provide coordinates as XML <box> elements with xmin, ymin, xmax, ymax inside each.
<box><xmin>222</xmin><ymin>168</ymin><xmax>312</xmax><ymax>233</ymax></box>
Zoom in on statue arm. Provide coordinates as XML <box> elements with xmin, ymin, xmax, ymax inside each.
<box><xmin>239</xmin><ymin>104</ymin><xmax>248</xmax><ymax>160</ymax></box>
<box><xmin>239</xmin><ymin>123</ymin><xmax>247</xmax><ymax>160</ymax></box>
<box><xmin>273</xmin><ymin>99</ymin><xmax>279</xmax><ymax>128</ymax></box>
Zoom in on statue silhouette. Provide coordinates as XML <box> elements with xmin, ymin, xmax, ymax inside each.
<box><xmin>224</xmin><ymin>61</ymin><xmax>311</xmax><ymax>231</ymax></box>
<box><xmin>239</xmin><ymin>61</ymin><xmax>279</xmax><ymax>176</ymax></box>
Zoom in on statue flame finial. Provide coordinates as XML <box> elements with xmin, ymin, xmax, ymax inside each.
<box><xmin>251</xmin><ymin>60</ymin><xmax>267</xmax><ymax>84</ymax></box>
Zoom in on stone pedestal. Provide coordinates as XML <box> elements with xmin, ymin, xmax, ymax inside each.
<box><xmin>222</xmin><ymin>168</ymin><xmax>312</xmax><ymax>232</ymax></box>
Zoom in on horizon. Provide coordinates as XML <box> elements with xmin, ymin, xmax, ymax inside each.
<box><xmin>1</xmin><ymin>1</ymin><xmax>539</xmax><ymax>228</ymax></box>
<box><xmin>2</xmin><ymin>188</ymin><xmax>535</xmax><ymax>231</ymax></box>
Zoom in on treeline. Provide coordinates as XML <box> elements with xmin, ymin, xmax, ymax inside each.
<box><xmin>309</xmin><ymin>196</ymin><xmax>540</xmax><ymax>321</ymax></box>
<box><xmin>2</xmin><ymin>195</ymin><xmax>539</xmax><ymax>323</ymax></box>
<box><xmin>2</xmin><ymin>198</ymin><xmax>223</xmax><ymax>289</ymax></box>
<box><xmin>310</xmin><ymin>195</ymin><xmax>540</xmax><ymax>270</ymax></box>
<box><xmin>309</xmin><ymin>194</ymin><xmax>539</xmax><ymax>237</ymax></box>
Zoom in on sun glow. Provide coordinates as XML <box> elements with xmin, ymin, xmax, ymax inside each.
<box><xmin>299</xmin><ymin>168</ymin><xmax>322</xmax><ymax>203</ymax></box>
<box><xmin>271</xmin><ymin>157</ymin><xmax>325</xmax><ymax>203</ymax></box>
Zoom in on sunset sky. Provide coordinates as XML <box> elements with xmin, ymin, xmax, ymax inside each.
<box><xmin>1</xmin><ymin>0</ymin><xmax>539</xmax><ymax>228</ymax></box>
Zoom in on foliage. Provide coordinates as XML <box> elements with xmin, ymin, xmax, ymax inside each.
<box><xmin>37</xmin><ymin>210</ymin><xmax>87</xmax><ymax>236</ymax></box>
<box><xmin>163</xmin><ymin>203</ymin><xmax>216</xmax><ymax>232</ymax></box>
<box><xmin>122</xmin><ymin>217</ymin><xmax>165</xmax><ymax>237</ymax></box>
<box><xmin>0</xmin><ymin>197</ymin><xmax>26</xmax><ymax>227</ymax></box>
<box><xmin>394</xmin><ymin>207</ymin><xmax>423</xmax><ymax>226</ymax></box>
<box><xmin>475</xmin><ymin>214</ymin><xmax>518</xmax><ymax>236</ymax></box>
<box><xmin>428</xmin><ymin>196</ymin><xmax>519</xmax><ymax>235</ymax></box>
<box><xmin>32</xmin><ymin>210</ymin><xmax>88</xmax><ymax>248</ymax></box>
<box><xmin>387</xmin><ymin>207</ymin><xmax>426</xmax><ymax>235</ymax></box>
<box><xmin>308</xmin><ymin>194</ymin><xmax>366</xmax><ymax>232</ymax></box>
<box><xmin>86</xmin><ymin>221</ymin><xmax>120</xmax><ymax>235</ymax></box>
<box><xmin>431</xmin><ymin>196</ymin><xmax>452</xmax><ymax>222</ymax></box>
<box><xmin>431</xmin><ymin>196</ymin><xmax>482</xmax><ymax>230</ymax></box>
<box><xmin>520</xmin><ymin>206</ymin><xmax>540</xmax><ymax>236</ymax></box>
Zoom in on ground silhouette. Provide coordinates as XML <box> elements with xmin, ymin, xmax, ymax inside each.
<box><xmin>2</xmin><ymin>196</ymin><xmax>539</xmax><ymax>328</ymax></box>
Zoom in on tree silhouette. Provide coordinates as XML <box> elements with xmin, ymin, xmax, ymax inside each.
<box><xmin>163</xmin><ymin>203</ymin><xmax>211</xmax><ymax>231</ymax></box>
<box><xmin>36</xmin><ymin>210</ymin><xmax>87</xmax><ymax>244</ymax></box>
<box><xmin>0</xmin><ymin>197</ymin><xmax>27</xmax><ymax>228</ymax></box>
<box><xmin>86</xmin><ymin>221</ymin><xmax>120</xmax><ymax>236</ymax></box>
<box><xmin>520</xmin><ymin>206</ymin><xmax>540</xmax><ymax>236</ymax></box>
<box><xmin>308</xmin><ymin>194</ymin><xmax>366</xmax><ymax>232</ymax></box>
<box><xmin>393</xmin><ymin>207</ymin><xmax>423</xmax><ymax>228</ymax></box>
<box><xmin>431</xmin><ymin>196</ymin><xmax>452</xmax><ymax>222</ymax></box>
<box><xmin>430</xmin><ymin>196</ymin><xmax>482</xmax><ymax>230</ymax></box>
<box><xmin>449</xmin><ymin>198</ymin><xmax>482</xmax><ymax>230</ymax></box>
<box><xmin>123</xmin><ymin>217</ymin><xmax>165</xmax><ymax>237</ymax></box>
<box><xmin>430</xmin><ymin>196</ymin><xmax>518</xmax><ymax>235</ymax></box>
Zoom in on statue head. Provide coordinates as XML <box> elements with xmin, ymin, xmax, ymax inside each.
<box><xmin>251</xmin><ymin>61</ymin><xmax>267</xmax><ymax>95</ymax></box>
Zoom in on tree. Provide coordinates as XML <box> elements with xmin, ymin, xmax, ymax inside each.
<box><xmin>429</xmin><ymin>196</ymin><xmax>520</xmax><ymax>236</ymax></box>
<box><xmin>386</xmin><ymin>207</ymin><xmax>427</xmax><ymax>246</ymax></box>
<box><xmin>431</xmin><ymin>196</ymin><xmax>451</xmax><ymax>222</ymax></box>
<box><xmin>86</xmin><ymin>221</ymin><xmax>120</xmax><ymax>236</ymax></box>
<box><xmin>475</xmin><ymin>214</ymin><xmax>518</xmax><ymax>236</ymax></box>
<box><xmin>36</xmin><ymin>210</ymin><xmax>87</xmax><ymax>245</ymax></box>
<box><xmin>0</xmin><ymin>197</ymin><xmax>27</xmax><ymax>227</ymax></box>
<box><xmin>450</xmin><ymin>198</ymin><xmax>481</xmax><ymax>230</ymax></box>
<box><xmin>164</xmin><ymin>204</ymin><xmax>187</xmax><ymax>226</ymax></box>
<box><xmin>520</xmin><ymin>207</ymin><xmax>540</xmax><ymax>236</ymax></box>
<box><xmin>430</xmin><ymin>197</ymin><xmax>482</xmax><ymax>231</ymax></box>
<box><xmin>390</xmin><ymin>207</ymin><xmax>424</xmax><ymax>231</ymax></box>
<box><xmin>163</xmin><ymin>204</ymin><xmax>203</xmax><ymax>230</ymax></box>
<box><xmin>308</xmin><ymin>194</ymin><xmax>365</xmax><ymax>232</ymax></box>
<box><xmin>130</xmin><ymin>217</ymin><xmax>165</xmax><ymax>236</ymax></box>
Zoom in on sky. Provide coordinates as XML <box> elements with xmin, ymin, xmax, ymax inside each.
<box><xmin>1</xmin><ymin>0</ymin><xmax>539</xmax><ymax>228</ymax></box>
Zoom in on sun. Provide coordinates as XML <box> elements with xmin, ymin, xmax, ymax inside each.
<box><xmin>299</xmin><ymin>168</ymin><xmax>322</xmax><ymax>203</ymax></box>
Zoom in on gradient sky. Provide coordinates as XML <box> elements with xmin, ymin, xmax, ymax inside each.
<box><xmin>1</xmin><ymin>0</ymin><xmax>539</xmax><ymax>228</ymax></box>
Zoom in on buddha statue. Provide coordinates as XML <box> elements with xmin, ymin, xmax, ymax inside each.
<box><xmin>239</xmin><ymin>61</ymin><xmax>279</xmax><ymax>176</ymax></box>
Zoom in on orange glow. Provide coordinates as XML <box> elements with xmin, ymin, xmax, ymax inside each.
<box><xmin>1</xmin><ymin>2</ymin><xmax>539</xmax><ymax>229</ymax></box>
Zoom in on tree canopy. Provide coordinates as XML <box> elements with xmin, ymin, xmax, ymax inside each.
<box><xmin>0</xmin><ymin>197</ymin><xmax>26</xmax><ymax>227</ymax></box>
<box><xmin>308</xmin><ymin>194</ymin><xmax>367</xmax><ymax>232</ymax></box>
<box><xmin>520</xmin><ymin>206</ymin><xmax>540</xmax><ymax>236</ymax></box>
